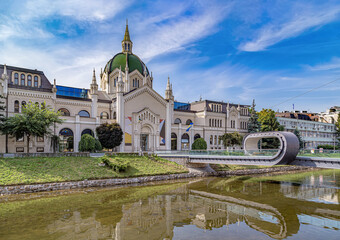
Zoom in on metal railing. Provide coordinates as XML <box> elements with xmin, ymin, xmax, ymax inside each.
<box><xmin>155</xmin><ymin>149</ymin><xmax>280</xmax><ymax>157</ymax></box>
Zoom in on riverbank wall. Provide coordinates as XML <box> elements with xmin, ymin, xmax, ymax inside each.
<box><xmin>0</xmin><ymin>166</ymin><xmax>311</xmax><ymax>195</ymax></box>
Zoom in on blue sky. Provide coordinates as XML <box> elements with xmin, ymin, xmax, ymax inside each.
<box><xmin>1</xmin><ymin>0</ymin><xmax>340</xmax><ymax>112</ymax></box>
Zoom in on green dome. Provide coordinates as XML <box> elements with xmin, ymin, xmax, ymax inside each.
<box><xmin>105</xmin><ymin>53</ymin><xmax>149</xmax><ymax>76</ymax></box>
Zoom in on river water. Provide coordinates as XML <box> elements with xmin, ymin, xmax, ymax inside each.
<box><xmin>1</xmin><ymin>170</ymin><xmax>339</xmax><ymax>240</ymax></box>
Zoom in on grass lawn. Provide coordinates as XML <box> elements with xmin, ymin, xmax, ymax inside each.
<box><xmin>0</xmin><ymin>155</ymin><xmax>188</xmax><ymax>186</ymax></box>
<box><xmin>298</xmin><ymin>153</ymin><xmax>340</xmax><ymax>158</ymax></box>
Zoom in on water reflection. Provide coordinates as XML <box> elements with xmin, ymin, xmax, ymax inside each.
<box><xmin>1</xmin><ymin>172</ymin><xmax>339</xmax><ymax>240</ymax></box>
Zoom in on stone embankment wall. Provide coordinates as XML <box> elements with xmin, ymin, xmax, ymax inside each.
<box><xmin>0</xmin><ymin>166</ymin><xmax>312</xmax><ymax>195</ymax></box>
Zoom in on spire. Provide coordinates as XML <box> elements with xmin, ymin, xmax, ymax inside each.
<box><xmin>52</xmin><ymin>78</ymin><xmax>57</xmax><ymax>93</ymax></box>
<box><xmin>1</xmin><ymin>64</ymin><xmax>8</xmax><ymax>80</ymax></box>
<box><xmin>122</xmin><ymin>19</ymin><xmax>133</xmax><ymax>53</ymax></box>
<box><xmin>3</xmin><ymin>64</ymin><xmax>7</xmax><ymax>75</ymax></box>
<box><xmin>123</xmin><ymin>19</ymin><xmax>131</xmax><ymax>42</ymax></box>
<box><xmin>118</xmin><ymin>66</ymin><xmax>123</xmax><ymax>82</ymax></box>
<box><xmin>92</xmin><ymin>68</ymin><xmax>97</xmax><ymax>84</ymax></box>
<box><xmin>166</xmin><ymin>76</ymin><xmax>170</xmax><ymax>90</ymax></box>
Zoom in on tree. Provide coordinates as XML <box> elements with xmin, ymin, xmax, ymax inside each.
<box><xmin>192</xmin><ymin>138</ymin><xmax>207</xmax><ymax>150</ymax></box>
<box><xmin>78</xmin><ymin>134</ymin><xmax>96</xmax><ymax>152</ymax></box>
<box><xmin>96</xmin><ymin>123</ymin><xmax>123</xmax><ymax>150</ymax></box>
<box><xmin>336</xmin><ymin>113</ymin><xmax>340</xmax><ymax>143</ymax></box>
<box><xmin>293</xmin><ymin>128</ymin><xmax>304</xmax><ymax>149</ymax></box>
<box><xmin>0</xmin><ymin>101</ymin><xmax>63</xmax><ymax>153</ymax></box>
<box><xmin>258</xmin><ymin>109</ymin><xmax>284</xmax><ymax>149</ymax></box>
<box><xmin>248</xmin><ymin>99</ymin><xmax>261</xmax><ymax>133</ymax></box>
<box><xmin>219</xmin><ymin>132</ymin><xmax>243</xmax><ymax>148</ymax></box>
<box><xmin>258</xmin><ymin>109</ymin><xmax>284</xmax><ymax>132</ymax></box>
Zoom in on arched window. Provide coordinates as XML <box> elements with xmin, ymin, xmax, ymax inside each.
<box><xmin>210</xmin><ymin>135</ymin><xmax>213</xmax><ymax>144</ymax></box>
<box><xmin>214</xmin><ymin>135</ymin><xmax>217</xmax><ymax>145</ymax></box>
<box><xmin>194</xmin><ymin>134</ymin><xmax>201</xmax><ymax>141</ymax></box>
<box><xmin>21</xmin><ymin>74</ymin><xmax>25</xmax><ymax>85</ymax></box>
<box><xmin>114</xmin><ymin>77</ymin><xmax>117</xmax><ymax>87</ymax></box>
<box><xmin>34</xmin><ymin>76</ymin><xmax>38</xmax><ymax>87</ymax></box>
<box><xmin>113</xmin><ymin>111</ymin><xmax>117</xmax><ymax>119</ymax></box>
<box><xmin>21</xmin><ymin>101</ymin><xmax>26</xmax><ymax>109</ymax></box>
<box><xmin>209</xmin><ymin>119</ymin><xmax>211</xmax><ymax>127</ymax></box>
<box><xmin>59</xmin><ymin>128</ymin><xmax>74</xmax><ymax>152</ymax></box>
<box><xmin>14</xmin><ymin>100</ymin><xmax>20</xmax><ymax>113</ymax></box>
<box><xmin>14</xmin><ymin>73</ymin><xmax>19</xmax><ymax>85</ymax></box>
<box><xmin>174</xmin><ymin>118</ymin><xmax>181</xmax><ymax>124</ymax></box>
<box><xmin>58</xmin><ymin>108</ymin><xmax>70</xmax><ymax>116</ymax></box>
<box><xmin>78</xmin><ymin>110</ymin><xmax>90</xmax><ymax>118</ymax></box>
<box><xmin>186</xmin><ymin>119</ymin><xmax>193</xmax><ymax>125</ymax></box>
<box><xmin>27</xmin><ymin>75</ymin><xmax>32</xmax><ymax>87</ymax></box>
<box><xmin>181</xmin><ymin>133</ymin><xmax>190</xmax><ymax>150</ymax></box>
<box><xmin>171</xmin><ymin>133</ymin><xmax>177</xmax><ymax>150</ymax></box>
<box><xmin>81</xmin><ymin>129</ymin><xmax>94</xmax><ymax>137</ymax></box>
<box><xmin>100</xmin><ymin>112</ymin><xmax>109</xmax><ymax>119</ymax></box>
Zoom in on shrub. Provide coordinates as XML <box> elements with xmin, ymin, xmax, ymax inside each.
<box><xmin>95</xmin><ymin>139</ymin><xmax>103</xmax><ymax>152</ymax></box>
<box><xmin>78</xmin><ymin>134</ymin><xmax>96</xmax><ymax>152</ymax></box>
<box><xmin>101</xmin><ymin>155</ymin><xmax>129</xmax><ymax>172</ymax></box>
<box><xmin>96</xmin><ymin>123</ymin><xmax>123</xmax><ymax>150</ymax></box>
<box><xmin>317</xmin><ymin>144</ymin><xmax>339</xmax><ymax>150</ymax></box>
<box><xmin>192</xmin><ymin>138</ymin><xmax>207</xmax><ymax>150</ymax></box>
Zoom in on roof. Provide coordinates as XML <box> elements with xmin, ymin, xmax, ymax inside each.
<box><xmin>104</xmin><ymin>53</ymin><xmax>149</xmax><ymax>76</ymax></box>
<box><xmin>0</xmin><ymin>64</ymin><xmax>52</xmax><ymax>90</ymax></box>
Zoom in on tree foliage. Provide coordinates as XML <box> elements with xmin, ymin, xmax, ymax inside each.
<box><xmin>0</xmin><ymin>101</ymin><xmax>63</xmax><ymax>153</ymax></box>
<box><xmin>95</xmin><ymin>138</ymin><xmax>103</xmax><ymax>151</ymax></box>
<box><xmin>336</xmin><ymin>113</ymin><xmax>340</xmax><ymax>139</ymax></box>
<box><xmin>96</xmin><ymin>123</ymin><xmax>123</xmax><ymax>150</ymax></box>
<box><xmin>191</xmin><ymin>138</ymin><xmax>207</xmax><ymax>150</ymax></box>
<box><xmin>248</xmin><ymin>99</ymin><xmax>261</xmax><ymax>133</ymax></box>
<box><xmin>258</xmin><ymin>109</ymin><xmax>284</xmax><ymax>149</ymax></box>
<box><xmin>219</xmin><ymin>132</ymin><xmax>243</xmax><ymax>148</ymax></box>
<box><xmin>293</xmin><ymin>128</ymin><xmax>304</xmax><ymax>149</ymax></box>
<box><xmin>258</xmin><ymin>109</ymin><xmax>284</xmax><ymax>132</ymax></box>
<box><xmin>79</xmin><ymin>134</ymin><xmax>96</xmax><ymax>152</ymax></box>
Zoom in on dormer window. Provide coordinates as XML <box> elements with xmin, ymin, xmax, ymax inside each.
<box><xmin>21</xmin><ymin>74</ymin><xmax>25</xmax><ymax>85</ymax></box>
<box><xmin>14</xmin><ymin>73</ymin><xmax>18</xmax><ymax>84</ymax></box>
<box><xmin>34</xmin><ymin>76</ymin><xmax>38</xmax><ymax>87</ymax></box>
<box><xmin>27</xmin><ymin>75</ymin><xmax>32</xmax><ymax>87</ymax></box>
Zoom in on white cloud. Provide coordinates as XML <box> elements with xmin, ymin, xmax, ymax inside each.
<box><xmin>135</xmin><ymin>3</ymin><xmax>232</xmax><ymax>61</ymax></box>
<box><xmin>307</xmin><ymin>57</ymin><xmax>340</xmax><ymax>71</ymax></box>
<box><xmin>239</xmin><ymin>5</ymin><xmax>340</xmax><ymax>52</ymax></box>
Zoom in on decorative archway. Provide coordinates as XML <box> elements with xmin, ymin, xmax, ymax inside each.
<box><xmin>171</xmin><ymin>133</ymin><xmax>177</xmax><ymax>150</ymax></box>
<box><xmin>174</xmin><ymin>118</ymin><xmax>181</xmax><ymax>124</ymax></box>
<box><xmin>59</xmin><ymin>128</ymin><xmax>74</xmax><ymax>152</ymax></box>
<box><xmin>181</xmin><ymin>133</ymin><xmax>190</xmax><ymax>150</ymax></box>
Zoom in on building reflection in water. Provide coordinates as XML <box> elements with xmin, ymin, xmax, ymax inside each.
<box><xmin>43</xmin><ymin>177</ymin><xmax>340</xmax><ymax>240</ymax></box>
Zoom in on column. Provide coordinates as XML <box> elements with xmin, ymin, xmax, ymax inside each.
<box><xmin>74</xmin><ymin>115</ymin><xmax>80</xmax><ymax>152</ymax></box>
<box><xmin>177</xmin><ymin>123</ymin><xmax>182</xmax><ymax>150</ymax></box>
<box><xmin>165</xmin><ymin>102</ymin><xmax>171</xmax><ymax>150</ymax></box>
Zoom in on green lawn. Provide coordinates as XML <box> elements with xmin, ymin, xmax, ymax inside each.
<box><xmin>298</xmin><ymin>153</ymin><xmax>340</xmax><ymax>158</ymax></box>
<box><xmin>0</xmin><ymin>155</ymin><xmax>188</xmax><ymax>186</ymax></box>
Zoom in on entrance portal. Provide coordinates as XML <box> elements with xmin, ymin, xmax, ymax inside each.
<box><xmin>140</xmin><ymin>134</ymin><xmax>149</xmax><ymax>151</ymax></box>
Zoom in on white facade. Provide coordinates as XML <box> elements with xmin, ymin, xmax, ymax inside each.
<box><xmin>0</xmin><ymin>24</ymin><xmax>250</xmax><ymax>153</ymax></box>
<box><xmin>277</xmin><ymin>117</ymin><xmax>337</xmax><ymax>149</ymax></box>
<box><xmin>319</xmin><ymin>106</ymin><xmax>340</xmax><ymax>124</ymax></box>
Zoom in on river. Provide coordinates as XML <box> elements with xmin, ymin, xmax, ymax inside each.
<box><xmin>0</xmin><ymin>170</ymin><xmax>339</xmax><ymax>240</ymax></box>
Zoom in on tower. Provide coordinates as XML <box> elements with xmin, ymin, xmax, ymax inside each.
<box><xmin>90</xmin><ymin>69</ymin><xmax>98</xmax><ymax>118</ymax></box>
<box><xmin>122</xmin><ymin>20</ymin><xmax>133</xmax><ymax>54</ymax></box>
<box><xmin>116</xmin><ymin>67</ymin><xmax>125</xmax><ymax>152</ymax></box>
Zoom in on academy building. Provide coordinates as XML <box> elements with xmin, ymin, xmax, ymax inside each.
<box><xmin>0</xmin><ymin>24</ymin><xmax>250</xmax><ymax>153</ymax></box>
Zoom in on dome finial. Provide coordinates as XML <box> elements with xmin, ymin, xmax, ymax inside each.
<box><xmin>122</xmin><ymin>19</ymin><xmax>132</xmax><ymax>53</ymax></box>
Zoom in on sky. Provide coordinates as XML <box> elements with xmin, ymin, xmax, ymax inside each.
<box><xmin>1</xmin><ymin>0</ymin><xmax>340</xmax><ymax>113</ymax></box>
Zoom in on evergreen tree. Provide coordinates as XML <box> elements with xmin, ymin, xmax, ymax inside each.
<box><xmin>192</xmin><ymin>138</ymin><xmax>207</xmax><ymax>150</ymax></box>
<box><xmin>293</xmin><ymin>128</ymin><xmax>304</xmax><ymax>149</ymax></box>
<box><xmin>248</xmin><ymin>99</ymin><xmax>261</xmax><ymax>133</ymax></box>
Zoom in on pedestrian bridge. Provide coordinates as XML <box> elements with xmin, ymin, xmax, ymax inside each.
<box><xmin>156</xmin><ymin>131</ymin><xmax>340</xmax><ymax>169</ymax></box>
